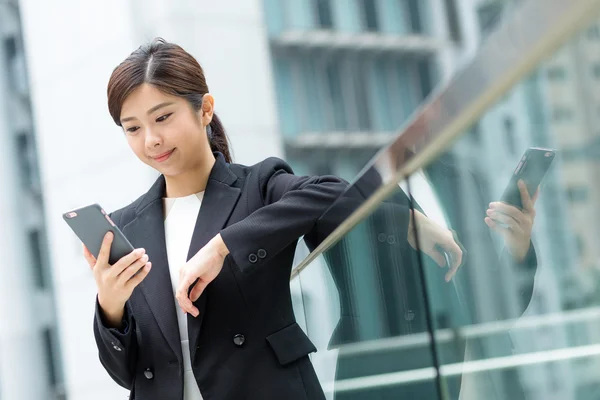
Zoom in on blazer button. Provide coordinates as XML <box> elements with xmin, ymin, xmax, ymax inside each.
<box><xmin>111</xmin><ymin>341</ymin><xmax>122</xmax><ymax>352</ymax></box>
<box><xmin>233</xmin><ymin>334</ymin><xmax>245</xmax><ymax>347</ymax></box>
<box><xmin>257</xmin><ymin>249</ymin><xmax>267</xmax><ymax>259</ymax></box>
<box><xmin>248</xmin><ymin>254</ymin><xmax>258</xmax><ymax>264</ymax></box>
<box><xmin>144</xmin><ymin>368</ymin><xmax>154</xmax><ymax>380</ymax></box>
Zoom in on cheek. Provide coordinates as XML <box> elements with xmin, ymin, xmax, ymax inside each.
<box><xmin>127</xmin><ymin>137</ymin><xmax>148</xmax><ymax>161</ymax></box>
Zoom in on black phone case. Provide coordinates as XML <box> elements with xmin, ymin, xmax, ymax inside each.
<box><xmin>501</xmin><ymin>148</ymin><xmax>555</xmax><ymax>209</ymax></box>
<box><xmin>63</xmin><ymin>203</ymin><xmax>134</xmax><ymax>265</ymax></box>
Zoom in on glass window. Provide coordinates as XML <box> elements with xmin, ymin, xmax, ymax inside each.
<box><xmin>587</xmin><ymin>24</ymin><xmax>600</xmax><ymax>39</ymax></box>
<box><xmin>28</xmin><ymin>229</ymin><xmax>46</xmax><ymax>289</ymax></box>
<box><xmin>406</xmin><ymin>0</ymin><xmax>423</xmax><ymax>33</ymax></box>
<box><xmin>42</xmin><ymin>328</ymin><xmax>58</xmax><ymax>386</ymax></box>
<box><xmin>469</xmin><ymin>122</ymin><xmax>482</xmax><ymax>145</ymax></box>
<box><xmin>353</xmin><ymin>60</ymin><xmax>372</xmax><ymax>131</ymax></box>
<box><xmin>444</xmin><ymin>0</ymin><xmax>462</xmax><ymax>42</ymax></box>
<box><xmin>503</xmin><ymin>117</ymin><xmax>516</xmax><ymax>154</ymax></box>
<box><xmin>553</xmin><ymin>106</ymin><xmax>575</xmax><ymax>121</ymax></box>
<box><xmin>262</xmin><ymin>0</ymin><xmax>287</xmax><ymax>35</ymax></box>
<box><xmin>366</xmin><ymin>58</ymin><xmax>394</xmax><ymax>131</ymax></box>
<box><xmin>273</xmin><ymin>57</ymin><xmax>301</xmax><ymax>138</ymax></box>
<box><xmin>4</xmin><ymin>36</ymin><xmax>16</xmax><ymax>59</ymax></box>
<box><xmin>325</xmin><ymin>58</ymin><xmax>348</xmax><ymax>131</ymax></box>
<box><xmin>360</xmin><ymin>0</ymin><xmax>379</xmax><ymax>31</ymax></box>
<box><xmin>477</xmin><ymin>2</ymin><xmax>504</xmax><ymax>36</ymax></box>
<box><xmin>15</xmin><ymin>132</ymin><xmax>39</xmax><ymax>191</ymax></box>
<box><xmin>314</xmin><ymin>0</ymin><xmax>334</xmax><ymax>29</ymax></box>
<box><xmin>567</xmin><ymin>186</ymin><xmax>590</xmax><ymax>202</ymax></box>
<box><xmin>547</xmin><ymin>66</ymin><xmax>567</xmax><ymax>80</ymax></box>
<box><xmin>417</xmin><ymin>59</ymin><xmax>434</xmax><ymax>101</ymax></box>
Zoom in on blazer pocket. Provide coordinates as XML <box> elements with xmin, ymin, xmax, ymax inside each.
<box><xmin>266</xmin><ymin>322</ymin><xmax>317</xmax><ymax>365</ymax></box>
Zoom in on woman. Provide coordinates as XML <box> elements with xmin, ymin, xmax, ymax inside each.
<box><xmin>84</xmin><ymin>38</ymin><xmax>351</xmax><ymax>400</ymax></box>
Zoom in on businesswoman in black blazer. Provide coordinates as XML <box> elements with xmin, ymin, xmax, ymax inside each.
<box><xmin>82</xmin><ymin>38</ymin><xmax>358</xmax><ymax>400</ymax></box>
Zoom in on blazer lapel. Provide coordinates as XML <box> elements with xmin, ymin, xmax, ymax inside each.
<box><xmin>187</xmin><ymin>155</ymin><xmax>241</xmax><ymax>362</ymax></box>
<box><xmin>121</xmin><ymin>175</ymin><xmax>183</xmax><ymax>362</ymax></box>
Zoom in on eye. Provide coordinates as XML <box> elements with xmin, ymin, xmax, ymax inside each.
<box><xmin>125</xmin><ymin>126</ymin><xmax>140</xmax><ymax>134</ymax></box>
<box><xmin>156</xmin><ymin>113</ymin><xmax>172</xmax><ymax>123</ymax></box>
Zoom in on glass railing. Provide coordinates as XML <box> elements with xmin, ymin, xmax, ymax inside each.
<box><xmin>290</xmin><ymin>0</ymin><xmax>600</xmax><ymax>399</ymax></box>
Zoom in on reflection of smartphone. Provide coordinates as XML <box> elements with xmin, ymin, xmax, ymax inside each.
<box><xmin>63</xmin><ymin>203</ymin><xmax>134</xmax><ymax>265</ymax></box>
<box><xmin>501</xmin><ymin>147</ymin><xmax>556</xmax><ymax>209</ymax></box>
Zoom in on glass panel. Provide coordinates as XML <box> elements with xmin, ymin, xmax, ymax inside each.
<box><xmin>408</xmin><ymin>16</ymin><xmax>600</xmax><ymax>400</ymax></box>
<box><xmin>293</xmin><ymin>174</ymin><xmax>442</xmax><ymax>399</ymax></box>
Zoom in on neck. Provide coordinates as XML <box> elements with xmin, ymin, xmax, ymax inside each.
<box><xmin>164</xmin><ymin>152</ymin><xmax>216</xmax><ymax>198</ymax></box>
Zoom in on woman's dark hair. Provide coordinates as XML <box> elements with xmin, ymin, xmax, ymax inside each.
<box><xmin>107</xmin><ymin>38</ymin><xmax>232</xmax><ymax>162</ymax></box>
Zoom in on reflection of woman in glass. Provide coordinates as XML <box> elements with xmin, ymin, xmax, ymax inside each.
<box><xmin>320</xmin><ymin>157</ymin><xmax>538</xmax><ymax>400</ymax></box>
<box><xmin>83</xmin><ymin>38</ymin><xmax>349</xmax><ymax>400</ymax></box>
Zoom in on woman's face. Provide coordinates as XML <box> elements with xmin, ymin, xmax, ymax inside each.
<box><xmin>120</xmin><ymin>83</ymin><xmax>213</xmax><ymax>176</ymax></box>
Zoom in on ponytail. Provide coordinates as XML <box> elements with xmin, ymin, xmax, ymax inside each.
<box><xmin>208</xmin><ymin>113</ymin><xmax>232</xmax><ymax>163</ymax></box>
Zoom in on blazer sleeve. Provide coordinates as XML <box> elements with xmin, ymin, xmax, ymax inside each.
<box><xmin>220</xmin><ymin>157</ymin><xmax>349</xmax><ymax>273</ymax></box>
<box><xmin>93</xmin><ymin>298</ymin><xmax>138</xmax><ymax>389</ymax></box>
<box><xmin>92</xmin><ymin>210</ymin><xmax>138</xmax><ymax>390</ymax></box>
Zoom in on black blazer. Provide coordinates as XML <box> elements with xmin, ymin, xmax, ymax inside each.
<box><xmin>93</xmin><ymin>153</ymin><xmax>350</xmax><ymax>400</ymax></box>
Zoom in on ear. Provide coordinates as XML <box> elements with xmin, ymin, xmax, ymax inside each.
<box><xmin>200</xmin><ymin>93</ymin><xmax>215</xmax><ymax>127</ymax></box>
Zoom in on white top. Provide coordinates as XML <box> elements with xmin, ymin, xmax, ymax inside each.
<box><xmin>163</xmin><ymin>192</ymin><xmax>205</xmax><ymax>400</ymax></box>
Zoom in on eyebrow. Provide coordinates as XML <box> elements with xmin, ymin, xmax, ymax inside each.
<box><xmin>120</xmin><ymin>102</ymin><xmax>175</xmax><ymax>123</ymax></box>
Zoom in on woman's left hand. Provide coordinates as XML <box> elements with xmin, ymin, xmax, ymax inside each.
<box><xmin>485</xmin><ymin>180</ymin><xmax>538</xmax><ymax>262</ymax></box>
<box><xmin>176</xmin><ymin>233</ymin><xmax>230</xmax><ymax>317</ymax></box>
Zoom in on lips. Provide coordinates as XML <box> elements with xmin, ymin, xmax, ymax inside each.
<box><xmin>151</xmin><ymin>149</ymin><xmax>175</xmax><ymax>162</ymax></box>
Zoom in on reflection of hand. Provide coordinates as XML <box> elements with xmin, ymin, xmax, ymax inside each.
<box><xmin>175</xmin><ymin>234</ymin><xmax>230</xmax><ymax>317</ymax></box>
<box><xmin>485</xmin><ymin>180</ymin><xmax>538</xmax><ymax>262</ymax></box>
<box><xmin>408</xmin><ymin>209</ymin><xmax>463</xmax><ymax>282</ymax></box>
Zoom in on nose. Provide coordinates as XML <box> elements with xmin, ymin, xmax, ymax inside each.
<box><xmin>145</xmin><ymin>128</ymin><xmax>163</xmax><ymax>149</ymax></box>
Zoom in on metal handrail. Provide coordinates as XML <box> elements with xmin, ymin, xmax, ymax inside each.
<box><xmin>291</xmin><ymin>0</ymin><xmax>600</xmax><ymax>280</ymax></box>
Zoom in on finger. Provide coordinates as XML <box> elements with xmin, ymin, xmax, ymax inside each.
<box><xmin>111</xmin><ymin>248</ymin><xmax>146</xmax><ymax>277</ymax></box>
<box><xmin>485</xmin><ymin>216</ymin><xmax>515</xmax><ymax>233</ymax></box>
<box><xmin>519</xmin><ymin>180</ymin><xmax>536</xmax><ymax>213</ymax></box>
<box><xmin>82</xmin><ymin>244</ymin><xmax>97</xmax><ymax>269</ymax></box>
<box><xmin>190</xmin><ymin>279</ymin><xmax>209</xmax><ymax>303</ymax></box>
<box><xmin>443</xmin><ymin>242</ymin><xmax>463</xmax><ymax>282</ymax></box>
<box><xmin>176</xmin><ymin>275</ymin><xmax>199</xmax><ymax>316</ymax></box>
<box><xmin>117</xmin><ymin>254</ymin><xmax>150</xmax><ymax>283</ymax></box>
<box><xmin>488</xmin><ymin>202</ymin><xmax>522</xmax><ymax>222</ymax></box>
<box><xmin>97</xmin><ymin>232</ymin><xmax>114</xmax><ymax>266</ymax></box>
<box><xmin>486</xmin><ymin>209</ymin><xmax>519</xmax><ymax>228</ymax></box>
<box><xmin>125</xmin><ymin>262</ymin><xmax>152</xmax><ymax>291</ymax></box>
<box><xmin>532</xmin><ymin>187</ymin><xmax>540</xmax><ymax>205</ymax></box>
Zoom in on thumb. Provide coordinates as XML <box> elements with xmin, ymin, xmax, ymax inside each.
<box><xmin>190</xmin><ymin>279</ymin><xmax>209</xmax><ymax>302</ymax></box>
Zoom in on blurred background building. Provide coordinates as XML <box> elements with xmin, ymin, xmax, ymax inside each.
<box><xmin>1</xmin><ymin>0</ymin><xmax>600</xmax><ymax>399</ymax></box>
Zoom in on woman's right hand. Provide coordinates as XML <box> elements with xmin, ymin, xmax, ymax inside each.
<box><xmin>83</xmin><ymin>232</ymin><xmax>152</xmax><ymax>327</ymax></box>
<box><xmin>407</xmin><ymin>209</ymin><xmax>463</xmax><ymax>282</ymax></box>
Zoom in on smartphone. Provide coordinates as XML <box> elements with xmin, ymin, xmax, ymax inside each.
<box><xmin>500</xmin><ymin>147</ymin><xmax>556</xmax><ymax>209</ymax></box>
<box><xmin>63</xmin><ymin>203</ymin><xmax>134</xmax><ymax>265</ymax></box>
